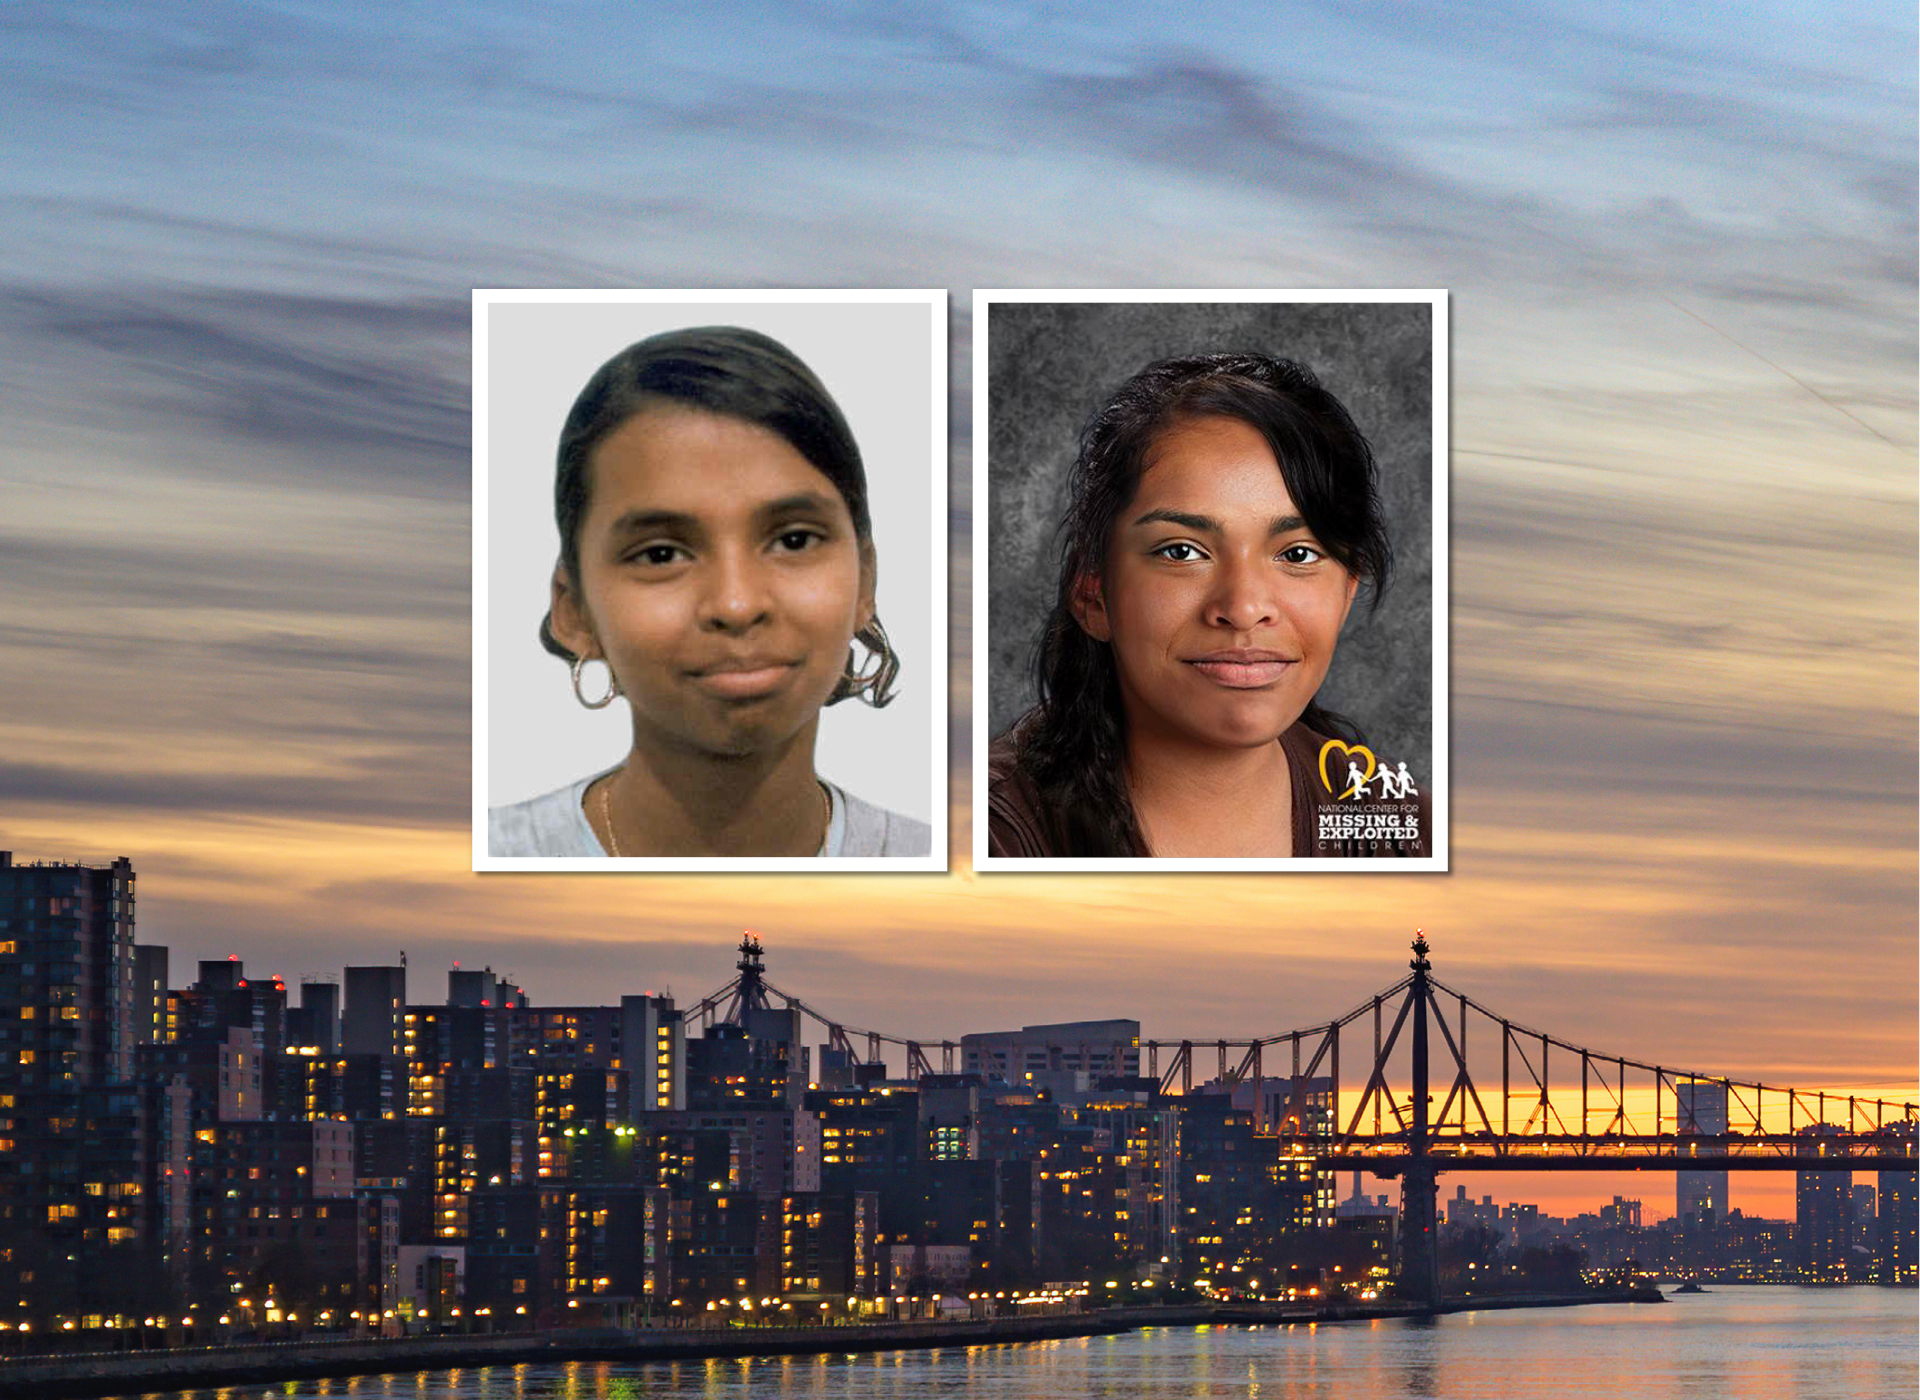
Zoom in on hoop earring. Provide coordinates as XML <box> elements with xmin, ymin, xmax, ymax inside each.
<box><xmin>571</xmin><ymin>655</ymin><xmax>620</xmax><ymax>710</ymax></box>
<box><xmin>830</xmin><ymin>618</ymin><xmax>899</xmax><ymax>708</ymax></box>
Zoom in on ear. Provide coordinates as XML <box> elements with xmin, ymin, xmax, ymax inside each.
<box><xmin>1069</xmin><ymin>570</ymin><xmax>1111</xmax><ymax>642</ymax></box>
<box><xmin>855</xmin><ymin>538</ymin><xmax>878</xmax><ymax>635</ymax></box>
<box><xmin>549</xmin><ymin>563</ymin><xmax>600</xmax><ymax>660</ymax></box>
<box><xmin>1339</xmin><ymin>570</ymin><xmax>1360</xmax><ymax>628</ymax></box>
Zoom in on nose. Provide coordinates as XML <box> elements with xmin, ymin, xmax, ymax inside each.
<box><xmin>699</xmin><ymin>546</ymin><xmax>772</xmax><ymax>633</ymax></box>
<box><xmin>1206</xmin><ymin>553</ymin><xmax>1278</xmax><ymax>633</ymax></box>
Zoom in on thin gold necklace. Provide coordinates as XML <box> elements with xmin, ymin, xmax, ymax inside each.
<box><xmin>597</xmin><ymin>773</ymin><xmax>832</xmax><ymax>857</ymax></box>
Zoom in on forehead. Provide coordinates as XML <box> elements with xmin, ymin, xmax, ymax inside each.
<box><xmin>1128</xmin><ymin>415</ymin><xmax>1298</xmax><ymax>517</ymax></box>
<box><xmin>583</xmin><ymin>405</ymin><xmax>852</xmax><ymax>525</ymax></box>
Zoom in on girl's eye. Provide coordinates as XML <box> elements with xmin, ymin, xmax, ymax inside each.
<box><xmin>1279</xmin><ymin>543</ymin><xmax>1324</xmax><ymax>566</ymax></box>
<box><xmin>1153</xmin><ymin>541</ymin><xmax>1204</xmax><ymax>562</ymax></box>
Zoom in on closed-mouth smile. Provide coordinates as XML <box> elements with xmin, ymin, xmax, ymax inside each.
<box><xmin>686</xmin><ymin>656</ymin><xmax>802</xmax><ymax>699</ymax></box>
<box><xmin>1184</xmin><ymin>649</ymin><xmax>1299</xmax><ymax>689</ymax></box>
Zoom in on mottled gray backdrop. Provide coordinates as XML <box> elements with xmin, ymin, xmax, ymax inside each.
<box><xmin>985</xmin><ymin>300</ymin><xmax>1436</xmax><ymax>780</ymax></box>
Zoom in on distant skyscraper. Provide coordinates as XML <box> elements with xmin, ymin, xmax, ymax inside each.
<box><xmin>1850</xmin><ymin>1184</ymin><xmax>1876</xmax><ymax>1241</ymax></box>
<box><xmin>1196</xmin><ymin>1073</ymin><xmax>1338</xmax><ymax>1226</ymax></box>
<box><xmin>1794</xmin><ymin>1123</ymin><xmax>1852</xmax><ymax>1276</ymax></box>
<box><xmin>960</xmin><ymin>1019</ymin><xmax>1141</xmax><ymax>1086</ymax></box>
<box><xmin>0</xmin><ymin>853</ymin><xmax>183</xmax><ymax>1314</ymax></box>
<box><xmin>196</xmin><ymin>957</ymin><xmax>244</xmax><ymax>993</ymax></box>
<box><xmin>343</xmin><ymin>964</ymin><xmax>407</xmax><ymax>1057</ymax></box>
<box><xmin>1878</xmin><ymin>1161</ymin><xmax>1917</xmax><ymax>1285</ymax></box>
<box><xmin>448</xmin><ymin>966</ymin><xmax>500</xmax><ymax>1008</ymax></box>
<box><xmin>621</xmin><ymin>995</ymin><xmax>684</xmax><ymax>1111</ymax></box>
<box><xmin>0</xmin><ymin>851</ymin><xmax>137</xmax><ymax>1093</ymax></box>
<box><xmin>292</xmin><ymin>979</ymin><xmax>340</xmax><ymax>1053</ymax></box>
<box><xmin>177</xmin><ymin>959</ymin><xmax>286</xmax><ymax>1059</ymax></box>
<box><xmin>132</xmin><ymin>943</ymin><xmax>169</xmax><ymax>1046</ymax></box>
<box><xmin>1676</xmin><ymin>1079</ymin><xmax>1729</xmax><ymax>1228</ymax></box>
<box><xmin>688</xmin><ymin>1021</ymin><xmax>798</xmax><ymax>1110</ymax></box>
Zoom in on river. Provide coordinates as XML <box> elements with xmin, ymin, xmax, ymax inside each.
<box><xmin>111</xmin><ymin>1287</ymin><xmax>1917</xmax><ymax>1400</ymax></box>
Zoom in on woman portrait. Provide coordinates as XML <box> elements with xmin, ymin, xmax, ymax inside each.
<box><xmin>475</xmin><ymin>292</ymin><xmax>945</xmax><ymax>871</ymax></box>
<box><xmin>975</xmin><ymin>294</ymin><xmax>1445</xmax><ymax>869</ymax></box>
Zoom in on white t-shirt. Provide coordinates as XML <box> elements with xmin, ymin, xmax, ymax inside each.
<box><xmin>489</xmin><ymin>770</ymin><xmax>930</xmax><ymax>858</ymax></box>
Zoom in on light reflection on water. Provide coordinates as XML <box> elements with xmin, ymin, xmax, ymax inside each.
<box><xmin>112</xmin><ymin>1288</ymin><xmax>1918</xmax><ymax>1400</ymax></box>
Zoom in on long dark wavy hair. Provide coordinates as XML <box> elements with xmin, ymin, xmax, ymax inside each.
<box><xmin>1015</xmin><ymin>353</ymin><xmax>1393</xmax><ymax>856</ymax></box>
<box><xmin>538</xmin><ymin>325</ymin><xmax>897</xmax><ymax>706</ymax></box>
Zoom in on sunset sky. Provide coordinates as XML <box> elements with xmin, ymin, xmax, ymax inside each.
<box><xmin>3</xmin><ymin>4</ymin><xmax>1913</xmax><ymax>1218</ymax></box>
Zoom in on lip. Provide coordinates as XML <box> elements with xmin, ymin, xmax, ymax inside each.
<box><xmin>1184</xmin><ymin>649</ymin><xmax>1300</xmax><ymax>689</ymax></box>
<box><xmin>685</xmin><ymin>657</ymin><xmax>802</xmax><ymax>700</ymax></box>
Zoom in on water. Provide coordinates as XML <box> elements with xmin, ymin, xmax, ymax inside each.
<box><xmin>110</xmin><ymin>1288</ymin><xmax>1918</xmax><ymax>1400</ymax></box>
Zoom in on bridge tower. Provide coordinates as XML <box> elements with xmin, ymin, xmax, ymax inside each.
<box><xmin>1399</xmin><ymin>930</ymin><xmax>1442</xmax><ymax>1307</ymax></box>
<box><xmin>723</xmin><ymin>931</ymin><xmax>773</xmax><ymax>1025</ymax></box>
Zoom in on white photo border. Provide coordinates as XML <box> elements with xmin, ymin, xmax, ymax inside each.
<box><xmin>473</xmin><ymin>287</ymin><xmax>949</xmax><ymax>873</ymax></box>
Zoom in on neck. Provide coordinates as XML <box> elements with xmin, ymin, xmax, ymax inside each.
<box><xmin>1125</xmin><ymin>727</ymin><xmax>1296</xmax><ymax>858</ymax></box>
<box><xmin>598</xmin><ymin>722</ymin><xmax>828</xmax><ymax>857</ymax></box>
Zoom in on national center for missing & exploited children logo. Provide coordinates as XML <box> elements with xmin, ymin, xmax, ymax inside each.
<box><xmin>1316</xmin><ymin>739</ymin><xmax>1422</xmax><ymax>852</ymax></box>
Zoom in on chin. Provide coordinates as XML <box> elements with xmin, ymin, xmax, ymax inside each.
<box><xmin>696</xmin><ymin>720</ymin><xmax>803</xmax><ymax>760</ymax></box>
<box><xmin>634</xmin><ymin>704</ymin><xmax>802</xmax><ymax>763</ymax></box>
<box><xmin>1198</xmin><ymin>726</ymin><xmax>1291</xmax><ymax>752</ymax></box>
<box><xmin>1191</xmin><ymin>702</ymin><xmax>1302</xmax><ymax>750</ymax></box>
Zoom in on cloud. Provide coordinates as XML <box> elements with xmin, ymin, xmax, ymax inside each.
<box><xmin>0</xmin><ymin>758</ymin><xmax>460</xmax><ymax>826</ymax></box>
<box><xmin>0</xmin><ymin>529</ymin><xmax>466</xmax><ymax>620</ymax></box>
<box><xmin>3</xmin><ymin>287</ymin><xmax>470</xmax><ymax>482</ymax></box>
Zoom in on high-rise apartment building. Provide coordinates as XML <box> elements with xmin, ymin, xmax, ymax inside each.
<box><xmin>1676</xmin><ymin>1079</ymin><xmax>1729</xmax><ymax>1228</ymax></box>
<box><xmin>1197</xmin><ymin>1073</ymin><xmax>1338</xmax><ymax>1227</ymax></box>
<box><xmin>343</xmin><ymin>965</ymin><xmax>407</xmax><ymax>1058</ymax></box>
<box><xmin>1877</xmin><ymin>1163</ymin><xmax>1917</xmax><ymax>1284</ymax></box>
<box><xmin>1081</xmin><ymin>1091</ymin><xmax>1182</xmax><ymax>1268</ymax></box>
<box><xmin>507</xmin><ymin>995</ymin><xmax>682</xmax><ymax>1102</ymax></box>
<box><xmin>1794</xmin><ymin>1123</ymin><xmax>1852</xmax><ymax>1277</ymax></box>
<box><xmin>0</xmin><ymin>854</ymin><xmax>193</xmax><ymax>1315</ymax></box>
<box><xmin>290</xmin><ymin>980</ymin><xmax>340</xmax><ymax>1053</ymax></box>
<box><xmin>960</xmin><ymin>1019</ymin><xmax>1141</xmax><ymax>1086</ymax></box>
<box><xmin>0</xmin><ymin>851</ymin><xmax>137</xmax><ymax>1093</ymax></box>
<box><xmin>132</xmin><ymin>944</ymin><xmax>169</xmax><ymax>1047</ymax></box>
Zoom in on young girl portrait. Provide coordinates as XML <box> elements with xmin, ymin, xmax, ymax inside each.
<box><xmin>475</xmin><ymin>293</ymin><xmax>945</xmax><ymax>871</ymax></box>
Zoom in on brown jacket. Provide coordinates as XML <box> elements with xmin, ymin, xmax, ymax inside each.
<box><xmin>986</xmin><ymin>719</ymin><xmax>1431</xmax><ymax>859</ymax></box>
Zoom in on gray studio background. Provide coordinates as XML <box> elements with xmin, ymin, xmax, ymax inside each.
<box><xmin>985</xmin><ymin>301</ymin><xmax>1434</xmax><ymax>780</ymax></box>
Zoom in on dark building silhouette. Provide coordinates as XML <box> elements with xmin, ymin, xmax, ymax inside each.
<box><xmin>133</xmin><ymin>944</ymin><xmax>169</xmax><ymax>1047</ymax></box>
<box><xmin>1795</xmin><ymin>1123</ymin><xmax>1852</xmax><ymax>1277</ymax></box>
<box><xmin>0</xmin><ymin>852</ymin><xmax>136</xmax><ymax>1093</ymax></box>
<box><xmin>289</xmin><ymin>980</ymin><xmax>340</xmax><ymax>1054</ymax></box>
<box><xmin>0</xmin><ymin>854</ymin><xmax>185</xmax><ymax>1316</ymax></box>
<box><xmin>342</xmin><ymin>965</ymin><xmax>407</xmax><ymax>1059</ymax></box>
<box><xmin>1878</xmin><ymin>1158</ymin><xmax>1917</xmax><ymax>1285</ymax></box>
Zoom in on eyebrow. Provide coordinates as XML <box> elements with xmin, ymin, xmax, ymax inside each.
<box><xmin>605</xmin><ymin>493</ymin><xmax>842</xmax><ymax>537</ymax></box>
<box><xmin>607</xmin><ymin>507</ymin><xmax>699</xmax><ymax>537</ymax></box>
<box><xmin>1130</xmin><ymin>508</ymin><xmax>1308</xmax><ymax>535</ymax></box>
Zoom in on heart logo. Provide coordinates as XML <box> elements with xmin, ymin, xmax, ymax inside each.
<box><xmin>1318</xmin><ymin>739</ymin><xmax>1378</xmax><ymax>800</ymax></box>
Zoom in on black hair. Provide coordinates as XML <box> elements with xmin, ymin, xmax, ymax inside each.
<box><xmin>1016</xmin><ymin>353</ymin><xmax>1393</xmax><ymax>856</ymax></box>
<box><xmin>539</xmin><ymin>325</ymin><xmax>895</xmax><ymax>705</ymax></box>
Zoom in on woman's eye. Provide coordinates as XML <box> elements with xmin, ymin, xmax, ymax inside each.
<box><xmin>632</xmin><ymin>543</ymin><xmax>687</xmax><ymax>567</ymax></box>
<box><xmin>1153</xmin><ymin>541</ymin><xmax>1204</xmax><ymax>562</ymax></box>
<box><xmin>1278</xmin><ymin>543</ymin><xmax>1324</xmax><ymax>566</ymax></box>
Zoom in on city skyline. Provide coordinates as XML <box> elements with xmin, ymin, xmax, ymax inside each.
<box><xmin>14</xmin><ymin>841</ymin><xmax>1902</xmax><ymax>1351</ymax></box>
<box><xmin>51</xmin><ymin>880</ymin><xmax>1910</xmax><ymax>1227</ymax></box>
<box><xmin>4</xmin><ymin>5</ymin><xmax>1914</xmax><ymax>1228</ymax></box>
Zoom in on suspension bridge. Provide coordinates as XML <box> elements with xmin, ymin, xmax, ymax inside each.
<box><xmin>688</xmin><ymin>929</ymin><xmax>1917</xmax><ymax>1304</ymax></box>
